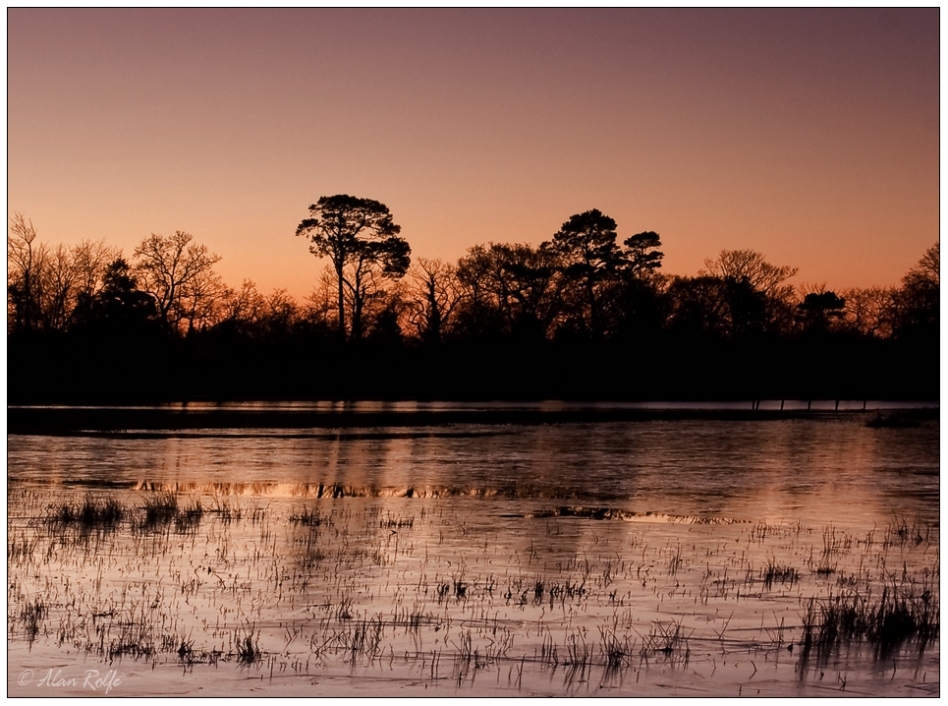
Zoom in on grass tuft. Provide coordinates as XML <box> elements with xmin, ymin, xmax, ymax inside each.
<box><xmin>141</xmin><ymin>491</ymin><xmax>179</xmax><ymax>527</ymax></box>
<box><xmin>639</xmin><ymin>620</ymin><xmax>691</xmax><ymax>666</ymax></box>
<box><xmin>290</xmin><ymin>506</ymin><xmax>325</xmax><ymax>526</ymax></box>
<box><xmin>18</xmin><ymin>596</ymin><xmax>47</xmax><ymax>640</ymax></box>
<box><xmin>236</xmin><ymin>629</ymin><xmax>262</xmax><ymax>664</ymax></box>
<box><xmin>800</xmin><ymin>577</ymin><xmax>939</xmax><ymax>661</ymax></box>
<box><xmin>762</xmin><ymin>559</ymin><xmax>799</xmax><ymax>588</ymax></box>
<box><xmin>47</xmin><ymin>495</ymin><xmax>125</xmax><ymax>530</ymax></box>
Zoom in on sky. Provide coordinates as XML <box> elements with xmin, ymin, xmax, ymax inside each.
<box><xmin>7</xmin><ymin>8</ymin><xmax>940</xmax><ymax>300</ymax></box>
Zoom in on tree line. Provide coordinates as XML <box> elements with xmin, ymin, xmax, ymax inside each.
<box><xmin>7</xmin><ymin>196</ymin><xmax>939</xmax><ymax>403</ymax></box>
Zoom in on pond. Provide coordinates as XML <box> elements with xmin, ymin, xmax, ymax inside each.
<box><xmin>7</xmin><ymin>406</ymin><xmax>939</xmax><ymax>696</ymax></box>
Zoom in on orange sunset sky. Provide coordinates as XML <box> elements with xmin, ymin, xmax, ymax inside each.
<box><xmin>7</xmin><ymin>8</ymin><xmax>939</xmax><ymax>301</ymax></box>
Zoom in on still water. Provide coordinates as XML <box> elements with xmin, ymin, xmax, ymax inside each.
<box><xmin>7</xmin><ymin>409</ymin><xmax>939</xmax><ymax>696</ymax></box>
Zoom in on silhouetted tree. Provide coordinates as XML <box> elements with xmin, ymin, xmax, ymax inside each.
<box><xmin>301</xmin><ymin>267</ymin><xmax>342</xmax><ymax>335</ymax></box>
<box><xmin>72</xmin><ymin>258</ymin><xmax>158</xmax><ymax>334</ymax></box>
<box><xmin>500</xmin><ymin>245</ymin><xmax>561</xmax><ymax>340</ymax></box>
<box><xmin>34</xmin><ymin>240</ymin><xmax>120</xmax><ymax>333</ymax></box>
<box><xmin>796</xmin><ymin>290</ymin><xmax>846</xmax><ymax>334</ymax></box>
<box><xmin>133</xmin><ymin>231</ymin><xmax>225</xmax><ymax>334</ymax></box>
<box><xmin>455</xmin><ymin>243</ymin><xmax>560</xmax><ymax>340</ymax></box>
<box><xmin>666</xmin><ymin>273</ymin><xmax>782</xmax><ymax>341</ymax></box>
<box><xmin>455</xmin><ymin>245</ymin><xmax>504</xmax><ymax>337</ymax></box>
<box><xmin>839</xmin><ymin>286</ymin><xmax>897</xmax><ymax>338</ymax></box>
<box><xmin>8</xmin><ymin>213</ymin><xmax>45</xmax><ymax>333</ymax></box>
<box><xmin>34</xmin><ymin>243</ymin><xmax>77</xmax><ymax>332</ymax></box>
<box><xmin>260</xmin><ymin>289</ymin><xmax>300</xmax><ymax>339</ymax></box>
<box><xmin>596</xmin><ymin>232</ymin><xmax>665</xmax><ymax>341</ymax></box>
<box><xmin>665</xmin><ymin>276</ymin><xmax>733</xmax><ymax>340</ymax></box>
<box><xmin>702</xmin><ymin>249</ymin><xmax>797</xmax><ymax>300</ymax></box>
<box><xmin>365</xmin><ymin>299</ymin><xmax>404</xmax><ymax>345</ymax></box>
<box><xmin>892</xmin><ymin>242</ymin><xmax>939</xmax><ymax>341</ymax></box>
<box><xmin>545</xmin><ymin>209</ymin><xmax>623</xmax><ymax>337</ymax></box>
<box><xmin>405</xmin><ymin>258</ymin><xmax>463</xmax><ymax>344</ymax></box>
<box><xmin>621</xmin><ymin>230</ymin><xmax>664</xmax><ymax>279</ymax></box>
<box><xmin>701</xmin><ymin>250</ymin><xmax>798</xmax><ymax>336</ymax></box>
<box><xmin>605</xmin><ymin>274</ymin><xmax>668</xmax><ymax>344</ymax></box>
<box><xmin>214</xmin><ymin>279</ymin><xmax>267</xmax><ymax>337</ymax></box>
<box><xmin>295</xmin><ymin>195</ymin><xmax>410</xmax><ymax>341</ymax></box>
<box><xmin>211</xmin><ymin>280</ymin><xmax>304</xmax><ymax>341</ymax></box>
<box><xmin>7</xmin><ymin>215</ymin><xmax>119</xmax><ymax>335</ymax></box>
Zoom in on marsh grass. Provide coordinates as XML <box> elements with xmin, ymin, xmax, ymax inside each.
<box><xmin>392</xmin><ymin>605</ymin><xmax>435</xmax><ymax>632</ymax></box>
<box><xmin>175</xmin><ymin>498</ymin><xmax>204</xmax><ymax>532</ymax></box>
<box><xmin>638</xmin><ymin>620</ymin><xmax>691</xmax><ymax>666</ymax></box>
<box><xmin>381</xmin><ymin>513</ymin><xmax>414</xmax><ymax>529</ymax></box>
<box><xmin>176</xmin><ymin>638</ymin><xmax>195</xmax><ymax>665</ymax></box>
<box><xmin>18</xmin><ymin>595</ymin><xmax>47</xmax><ymax>640</ymax></box>
<box><xmin>667</xmin><ymin>542</ymin><xmax>683</xmax><ymax>577</ymax></box>
<box><xmin>235</xmin><ymin>628</ymin><xmax>262</xmax><ymax>665</ymax></box>
<box><xmin>133</xmin><ymin>492</ymin><xmax>206</xmax><ymax>535</ymax></box>
<box><xmin>598</xmin><ymin>625</ymin><xmax>634</xmax><ymax>674</ymax></box>
<box><xmin>106</xmin><ymin>612</ymin><xmax>160</xmax><ymax>660</ymax></box>
<box><xmin>46</xmin><ymin>495</ymin><xmax>125</xmax><ymax>530</ymax></box>
<box><xmin>8</xmin><ymin>485</ymin><xmax>940</xmax><ymax>696</ymax></box>
<box><xmin>290</xmin><ymin>506</ymin><xmax>326</xmax><ymax>527</ymax></box>
<box><xmin>762</xmin><ymin>559</ymin><xmax>800</xmax><ymax>588</ymax></box>
<box><xmin>339</xmin><ymin>616</ymin><xmax>386</xmax><ymax>662</ymax></box>
<box><xmin>560</xmin><ymin>630</ymin><xmax>593</xmax><ymax>687</ymax></box>
<box><xmin>141</xmin><ymin>491</ymin><xmax>179</xmax><ymax>528</ymax></box>
<box><xmin>801</xmin><ymin>574</ymin><xmax>940</xmax><ymax>662</ymax></box>
<box><xmin>210</xmin><ymin>496</ymin><xmax>242</xmax><ymax>523</ymax></box>
<box><xmin>8</xmin><ymin>528</ymin><xmax>38</xmax><ymax>562</ymax></box>
<box><xmin>884</xmin><ymin>514</ymin><xmax>929</xmax><ymax>550</ymax></box>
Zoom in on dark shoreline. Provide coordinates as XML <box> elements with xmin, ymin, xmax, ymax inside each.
<box><xmin>7</xmin><ymin>403</ymin><xmax>938</xmax><ymax>436</ymax></box>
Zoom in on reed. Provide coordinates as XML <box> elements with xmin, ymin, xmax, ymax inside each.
<box><xmin>639</xmin><ymin>620</ymin><xmax>690</xmax><ymax>666</ymax></box>
<box><xmin>8</xmin><ymin>482</ymin><xmax>940</xmax><ymax>696</ymax></box>
<box><xmin>235</xmin><ymin>629</ymin><xmax>262</xmax><ymax>665</ymax></box>
<box><xmin>18</xmin><ymin>595</ymin><xmax>47</xmax><ymax>640</ymax></box>
<box><xmin>762</xmin><ymin>559</ymin><xmax>799</xmax><ymax>588</ymax></box>
<box><xmin>290</xmin><ymin>506</ymin><xmax>325</xmax><ymax>527</ymax></box>
<box><xmin>141</xmin><ymin>491</ymin><xmax>179</xmax><ymax>528</ymax></box>
<box><xmin>47</xmin><ymin>495</ymin><xmax>125</xmax><ymax>529</ymax></box>
<box><xmin>800</xmin><ymin>572</ymin><xmax>940</xmax><ymax>660</ymax></box>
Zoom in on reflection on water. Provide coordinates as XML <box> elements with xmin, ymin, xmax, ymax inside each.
<box><xmin>9</xmin><ymin>416</ymin><xmax>938</xmax><ymax>528</ymax></box>
<box><xmin>12</xmin><ymin>399</ymin><xmax>936</xmax><ymax>412</ymax></box>
<box><xmin>6</xmin><ymin>412</ymin><xmax>939</xmax><ymax>697</ymax></box>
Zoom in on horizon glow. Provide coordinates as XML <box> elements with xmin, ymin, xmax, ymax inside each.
<box><xmin>7</xmin><ymin>8</ymin><xmax>939</xmax><ymax>300</ymax></box>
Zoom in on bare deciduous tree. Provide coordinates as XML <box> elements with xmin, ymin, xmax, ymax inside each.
<box><xmin>701</xmin><ymin>249</ymin><xmax>798</xmax><ymax>301</ymax></box>
<box><xmin>132</xmin><ymin>231</ymin><xmax>225</xmax><ymax>334</ymax></box>
<box><xmin>8</xmin><ymin>214</ymin><xmax>119</xmax><ymax>334</ymax></box>
<box><xmin>404</xmin><ymin>258</ymin><xmax>463</xmax><ymax>343</ymax></box>
<box><xmin>39</xmin><ymin>240</ymin><xmax>119</xmax><ymax>332</ymax></box>
<box><xmin>8</xmin><ymin>213</ymin><xmax>45</xmax><ymax>333</ymax></box>
<box><xmin>838</xmin><ymin>286</ymin><xmax>897</xmax><ymax>338</ymax></box>
<box><xmin>891</xmin><ymin>242</ymin><xmax>939</xmax><ymax>339</ymax></box>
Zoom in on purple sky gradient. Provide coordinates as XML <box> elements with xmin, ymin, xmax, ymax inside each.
<box><xmin>8</xmin><ymin>8</ymin><xmax>939</xmax><ymax>298</ymax></box>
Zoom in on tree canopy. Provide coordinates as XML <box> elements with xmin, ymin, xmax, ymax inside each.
<box><xmin>296</xmin><ymin>195</ymin><xmax>410</xmax><ymax>341</ymax></box>
<box><xmin>7</xmin><ymin>209</ymin><xmax>939</xmax><ymax>403</ymax></box>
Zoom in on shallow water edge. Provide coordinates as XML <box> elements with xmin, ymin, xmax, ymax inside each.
<box><xmin>8</xmin><ymin>400</ymin><xmax>938</xmax><ymax>435</ymax></box>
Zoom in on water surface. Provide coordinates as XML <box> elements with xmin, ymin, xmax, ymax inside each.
<box><xmin>7</xmin><ymin>408</ymin><xmax>939</xmax><ymax>696</ymax></box>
